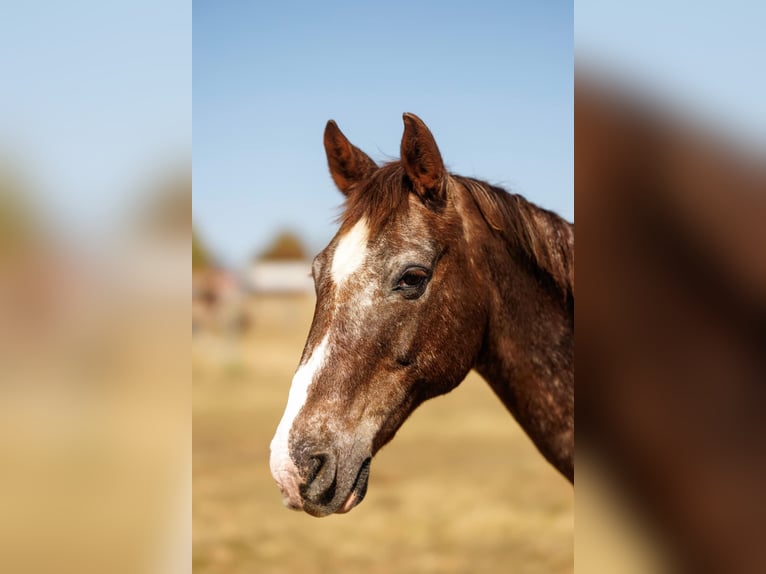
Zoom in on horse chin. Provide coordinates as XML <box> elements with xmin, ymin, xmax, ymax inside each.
<box><xmin>337</xmin><ymin>457</ymin><xmax>371</xmax><ymax>514</ymax></box>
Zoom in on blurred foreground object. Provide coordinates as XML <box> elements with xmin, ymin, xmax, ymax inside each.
<box><xmin>576</xmin><ymin>73</ymin><xmax>766</xmax><ymax>572</ymax></box>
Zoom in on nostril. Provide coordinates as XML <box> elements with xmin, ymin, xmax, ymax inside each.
<box><xmin>306</xmin><ymin>454</ymin><xmax>326</xmax><ymax>485</ymax></box>
<box><xmin>300</xmin><ymin>452</ymin><xmax>337</xmax><ymax>505</ymax></box>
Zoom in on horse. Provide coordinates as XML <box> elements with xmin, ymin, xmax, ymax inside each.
<box><xmin>269</xmin><ymin>113</ymin><xmax>574</xmax><ymax>517</ymax></box>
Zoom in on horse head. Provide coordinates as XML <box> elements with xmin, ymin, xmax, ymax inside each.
<box><xmin>269</xmin><ymin>114</ymin><xmax>490</xmax><ymax>516</ymax></box>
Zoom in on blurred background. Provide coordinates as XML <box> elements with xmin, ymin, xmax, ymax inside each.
<box><xmin>192</xmin><ymin>1</ymin><xmax>573</xmax><ymax>573</ymax></box>
<box><xmin>0</xmin><ymin>2</ymin><xmax>190</xmax><ymax>573</ymax></box>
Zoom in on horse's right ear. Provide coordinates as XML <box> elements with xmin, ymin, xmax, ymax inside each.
<box><xmin>400</xmin><ymin>113</ymin><xmax>446</xmax><ymax>207</ymax></box>
<box><xmin>324</xmin><ymin>120</ymin><xmax>378</xmax><ymax>196</ymax></box>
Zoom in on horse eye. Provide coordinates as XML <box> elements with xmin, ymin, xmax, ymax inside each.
<box><xmin>396</xmin><ymin>267</ymin><xmax>429</xmax><ymax>292</ymax></box>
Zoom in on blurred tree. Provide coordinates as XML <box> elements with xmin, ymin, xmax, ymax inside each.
<box><xmin>256</xmin><ymin>231</ymin><xmax>308</xmax><ymax>262</ymax></box>
<box><xmin>192</xmin><ymin>227</ymin><xmax>214</xmax><ymax>271</ymax></box>
<box><xmin>137</xmin><ymin>172</ymin><xmax>191</xmax><ymax>240</ymax></box>
<box><xmin>0</xmin><ymin>166</ymin><xmax>41</xmax><ymax>262</ymax></box>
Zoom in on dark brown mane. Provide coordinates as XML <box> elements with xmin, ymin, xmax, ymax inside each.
<box><xmin>339</xmin><ymin>162</ymin><xmax>574</xmax><ymax>298</ymax></box>
<box><xmin>456</xmin><ymin>175</ymin><xmax>575</xmax><ymax>298</ymax></box>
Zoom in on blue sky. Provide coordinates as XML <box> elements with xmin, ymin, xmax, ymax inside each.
<box><xmin>2</xmin><ymin>2</ymin><xmax>762</xmax><ymax>269</ymax></box>
<box><xmin>0</xmin><ymin>1</ymin><xmax>191</xmax><ymax>238</ymax></box>
<box><xmin>193</xmin><ymin>1</ymin><xmax>573</xmax><ymax>266</ymax></box>
<box><xmin>576</xmin><ymin>1</ymin><xmax>766</xmax><ymax>144</ymax></box>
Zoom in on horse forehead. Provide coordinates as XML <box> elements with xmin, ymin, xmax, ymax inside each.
<box><xmin>329</xmin><ymin>204</ymin><xmax>435</xmax><ymax>286</ymax></box>
<box><xmin>331</xmin><ymin>218</ymin><xmax>370</xmax><ymax>285</ymax></box>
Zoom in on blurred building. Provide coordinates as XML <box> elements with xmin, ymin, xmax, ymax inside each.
<box><xmin>245</xmin><ymin>230</ymin><xmax>313</xmax><ymax>295</ymax></box>
<box><xmin>245</xmin><ymin>260</ymin><xmax>313</xmax><ymax>295</ymax></box>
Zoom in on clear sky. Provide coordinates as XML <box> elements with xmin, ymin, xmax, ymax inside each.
<box><xmin>2</xmin><ymin>2</ymin><xmax>761</xmax><ymax>269</ymax></box>
<box><xmin>576</xmin><ymin>1</ymin><xmax>766</xmax><ymax>145</ymax></box>
<box><xmin>0</xmin><ymin>1</ymin><xmax>191</xmax><ymax>239</ymax></box>
<box><xmin>193</xmin><ymin>1</ymin><xmax>573</xmax><ymax>267</ymax></box>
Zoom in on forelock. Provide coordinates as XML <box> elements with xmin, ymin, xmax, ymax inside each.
<box><xmin>338</xmin><ymin>163</ymin><xmax>413</xmax><ymax>236</ymax></box>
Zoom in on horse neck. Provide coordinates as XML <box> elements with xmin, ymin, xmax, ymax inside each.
<box><xmin>468</xmin><ymin>195</ymin><xmax>575</xmax><ymax>481</ymax></box>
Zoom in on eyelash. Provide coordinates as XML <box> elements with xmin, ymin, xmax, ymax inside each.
<box><xmin>394</xmin><ymin>267</ymin><xmax>430</xmax><ymax>297</ymax></box>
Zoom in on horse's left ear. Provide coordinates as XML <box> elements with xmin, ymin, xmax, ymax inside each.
<box><xmin>401</xmin><ymin>113</ymin><xmax>446</xmax><ymax>206</ymax></box>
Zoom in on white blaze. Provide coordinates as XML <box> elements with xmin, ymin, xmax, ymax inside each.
<box><xmin>270</xmin><ymin>218</ymin><xmax>371</xmax><ymax>509</ymax></box>
<box><xmin>331</xmin><ymin>218</ymin><xmax>369</xmax><ymax>285</ymax></box>
<box><xmin>269</xmin><ymin>335</ymin><xmax>330</xmax><ymax>509</ymax></box>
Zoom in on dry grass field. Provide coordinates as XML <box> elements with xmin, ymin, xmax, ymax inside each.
<box><xmin>193</xmin><ymin>295</ymin><xmax>573</xmax><ymax>574</ymax></box>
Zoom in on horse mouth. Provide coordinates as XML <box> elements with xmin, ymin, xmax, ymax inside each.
<box><xmin>336</xmin><ymin>457</ymin><xmax>371</xmax><ymax>514</ymax></box>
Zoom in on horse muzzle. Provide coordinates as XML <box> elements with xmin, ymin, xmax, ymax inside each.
<box><xmin>270</xmin><ymin>442</ymin><xmax>372</xmax><ymax>517</ymax></box>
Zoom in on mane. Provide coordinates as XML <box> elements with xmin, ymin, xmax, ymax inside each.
<box><xmin>457</xmin><ymin>176</ymin><xmax>574</xmax><ymax>298</ymax></box>
<box><xmin>339</xmin><ymin>163</ymin><xmax>574</xmax><ymax>297</ymax></box>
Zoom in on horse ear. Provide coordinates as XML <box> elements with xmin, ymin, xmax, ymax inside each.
<box><xmin>324</xmin><ymin>120</ymin><xmax>378</xmax><ymax>196</ymax></box>
<box><xmin>400</xmin><ymin>113</ymin><xmax>446</xmax><ymax>205</ymax></box>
